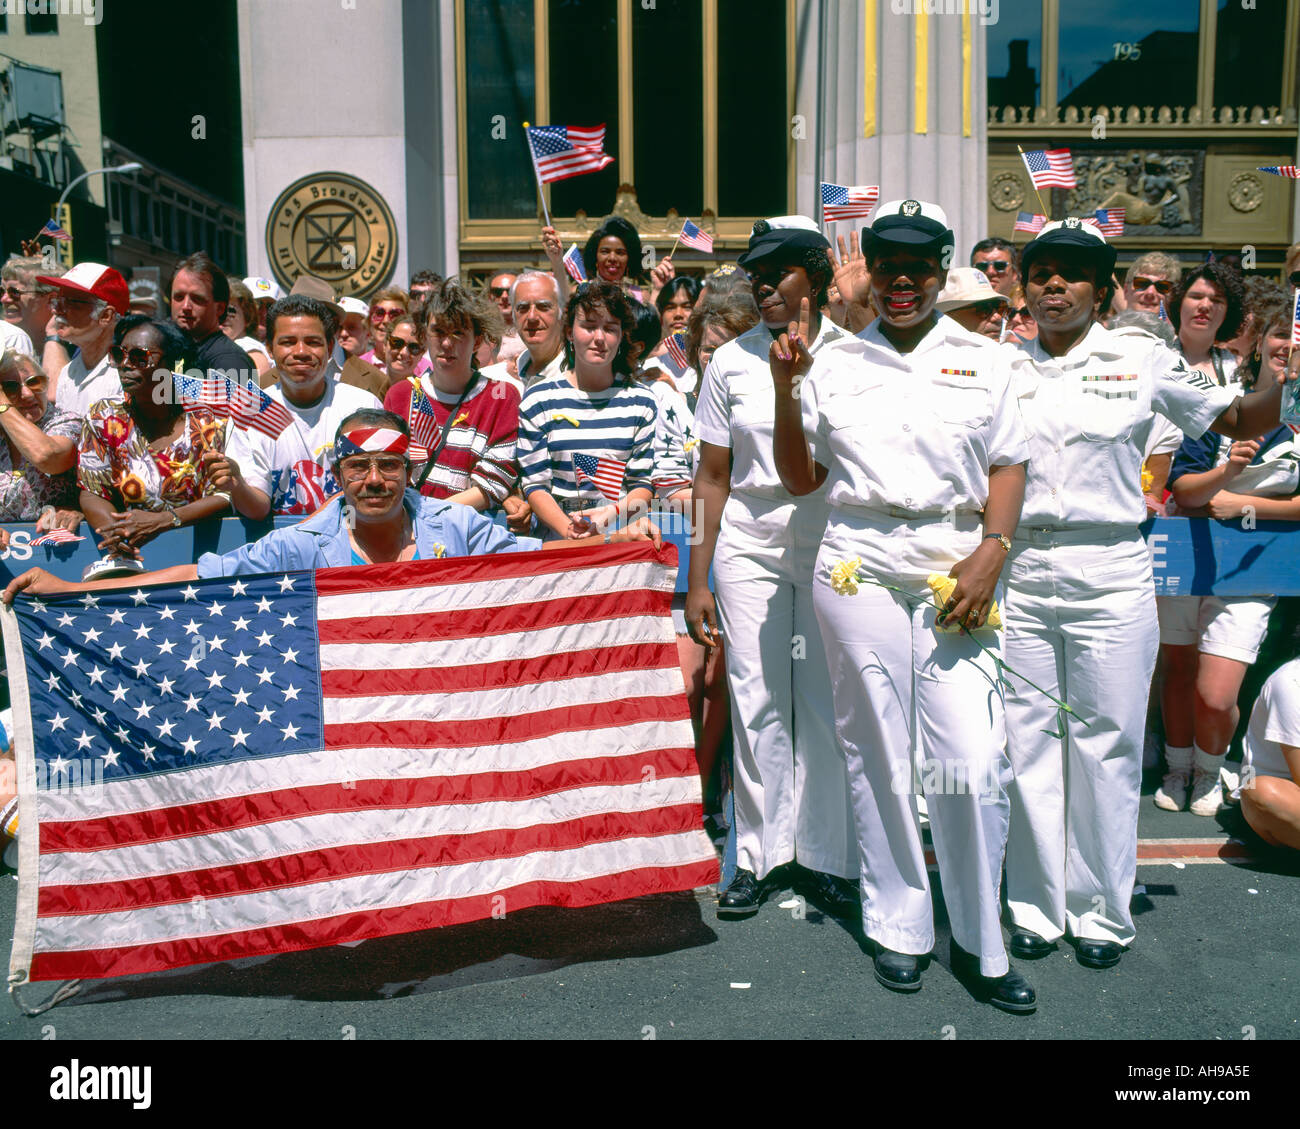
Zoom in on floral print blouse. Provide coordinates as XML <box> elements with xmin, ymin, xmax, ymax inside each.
<box><xmin>77</xmin><ymin>400</ymin><xmax>227</xmax><ymax>511</ymax></box>
<box><xmin>0</xmin><ymin>404</ymin><xmax>82</xmax><ymax>521</ymax></box>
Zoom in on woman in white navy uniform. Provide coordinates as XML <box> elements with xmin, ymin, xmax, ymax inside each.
<box><xmin>686</xmin><ymin>217</ymin><xmax>858</xmax><ymax>918</ymax></box>
<box><xmin>771</xmin><ymin>200</ymin><xmax>1036</xmax><ymax>1012</ymax></box>
<box><xmin>1001</xmin><ymin>220</ymin><xmax>1291</xmax><ymax>970</ymax></box>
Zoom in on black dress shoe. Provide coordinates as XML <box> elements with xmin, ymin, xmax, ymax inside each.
<box><xmin>794</xmin><ymin>867</ymin><xmax>861</xmax><ymax>919</ymax></box>
<box><xmin>1010</xmin><ymin>926</ymin><xmax>1056</xmax><ymax>960</ymax></box>
<box><xmin>717</xmin><ymin>868</ymin><xmax>766</xmax><ymax>916</ymax></box>
<box><xmin>873</xmin><ymin>947</ymin><xmax>923</xmax><ymax>992</ymax></box>
<box><xmin>949</xmin><ymin>941</ymin><xmax>1037</xmax><ymax>1013</ymax></box>
<box><xmin>1075</xmin><ymin>938</ymin><xmax>1123</xmax><ymax>969</ymax></box>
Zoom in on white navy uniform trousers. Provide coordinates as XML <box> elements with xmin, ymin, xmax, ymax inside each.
<box><xmin>1002</xmin><ymin>323</ymin><xmax>1237</xmax><ymax>946</ymax></box>
<box><xmin>694</xmin><ymin>318</ymin><xmax>856</xmax><ymax>881</ymax></box>
<box><xmin>802</xmin><ymin>318</ymin><xmax>1029</xmax><ymax>976</ymax></box>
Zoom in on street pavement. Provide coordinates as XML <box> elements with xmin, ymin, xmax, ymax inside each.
<box><xmin>0</xmin><ymin>772</ymin><xmax>1296</xmax><ymax>1042</ymax></box>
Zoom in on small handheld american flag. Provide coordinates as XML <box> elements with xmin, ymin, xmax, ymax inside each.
<box><xmin>30</xmin><ymin>530</ymin><xmax>85</xmax><ymax>547</ymax></box>
<box><xmin>664</xmin><ymin>333</ymin><xmax>690</xmax><ymax>372</ymax></box>
<box><xmin>573</xmin><ymin>453</ymin><xmax>625</xmax><ymax>501</ymax></box>
<box><xmin>1021</xmin><ymin>148</ymin><xmax>1077</xmax><ymax>189</ymax></box>
<box><xmin>527</xmin><ymin>125</ymin><xmax>614</xmax><ymax>183</ymax></box>
<box><xmin>40</xmin><ymin>219</ymin><xmax>70</xmax><ymax>242</ymax></box>
<box><xmin>1258</xmin><ymin>166</ymin><xmax>1300</xmax><ymax>178</ymax></box>
<box><xmin>172</xmin><ymin>372</ymin><xmax>295</xmax><ymax>440</ymax></box>
<box><xmin>562</xmin><ymin>244</ymin><xmax>587</xmax><ymax>282</ymax></box>
<box><xmin>820</xmin><ymin>183</ymin><xmax>880</xmax><ymax>222</ymax></box>
<box><xmin>408</xmin><ymin>382</ymin><xmax>442</xmax><ymax>452</ymax></box>
<box><xmin>1291</xmin><ymin>289</ymin><xmax>1300</xmax><ymax>348</ymax></box>
<box><xmin>678</xmin><ymin>220</ymin><xmax>713</xmax><ymax>253</ymax></box>
<box><xmin>1092</xmin><ymin>208</ymin><xmax>1125</xmax><ymax>237</ymax></box>
<box><xmin>1013</xmin><ymin>212</ymin><xmax>1046</xmax><ymax>234</ymax></box>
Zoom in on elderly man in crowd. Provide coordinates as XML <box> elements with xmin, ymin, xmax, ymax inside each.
<box><xmin>1</xmin><ymin>255</ymin><xmax>56</xmax><ymax>361</ymax></box>
<box><xmin>4</xmin><ymin>409</ymin><xmax>661</xmax><ymax>602</ymax></box>
<box><xmin>0</xmin><ymin>350</ymin><xmax>81</xmax><ymax>541</ymax></box>
<box><xmin>1122</xmin><ymin>251</ymin><xmax>1182</xmax><ymax>316</ymax></box>
<box><xmin>35</xmin><ymin>262</ymin><xmax>128</xmax><ymax>419</ymax></box>
<box><xmin>170</xmin><ymin>252</ymin><xmax>254</xmax><ymax>379</ymax></box>
<box><xmin>510</xmin><ymin>270</ymin><xmax>566</xmax><ymax>388</ymax></box>
<box><xmin>935</xmin><ymin>267</ymin><xmax>1008</xmax><ymax>340</ymax></box>
<box><xmin>204</xmin><ymin>294</ymin><xmax>381</xmax><ymax>519</ymax></box>
<box><xmin>970</xmin><ymin>237</ymin><xmax>1020</xmax><ymax>297</ymax></box>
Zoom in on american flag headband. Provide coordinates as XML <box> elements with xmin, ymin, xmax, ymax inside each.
<box><xmin>334</xmin><ymin>428</ymin><xmax>410</xmax><ymax>462</ymax></box>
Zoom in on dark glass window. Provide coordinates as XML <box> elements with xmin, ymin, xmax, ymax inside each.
<box><xmin>0</xmin><ymin>14</ymin><xmax>8</xmax><ymax>34</ymax></box>
<box><xmin>1058</xmin><ymin>2</ymin><xmax>1199</xmax><ymax>110</ymax></box>
<box><xmin>987</xmin><ymin>0</ymin><xmax>1042</xmax><ymax>110</ymax></box>
<box><xmin>548</xmin><ymin>0</ymin><xmax>619</xmax><ymax>218</ymax></box>
<box><xmin>1214</xmin><ymin>0</ymin><xmax>1287</xmax><ymax>109</ymax></box>
<box><xmin>717</xmin><ymin>0</ymin><xmax>786</xmax><ymax>218</ymax></box>
<box><xmin>464</xmin><ymin>0</ymin><xmax>538</xmax><ymax>220</ymax></box>
<box><xmin>631</xmin><ymin>0</ymin><xmax>703</xmax><ymax>218</ymax></box>
<box><xmin>25</xmin><ymin>12</ymin><xmax>57</xmax><ymax>35</ymax></box>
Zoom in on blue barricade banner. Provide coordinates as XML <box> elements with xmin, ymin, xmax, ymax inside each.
<box><xmin>1</xmin><ymin>514</ymin><xmax>1297</xmax><ymax>597</ymax></box>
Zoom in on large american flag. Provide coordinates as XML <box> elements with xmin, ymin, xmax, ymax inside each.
<box><xmin>173</xmin><ymin>372</ymin><xmax>295</xmax><ymax>440</ymax></box>
<box><xmin>820</xmin><ymin>182</ymin><xmax>880</xmax><ymax>222</ymax></box>
<box><xmin>1021</xmin><ymin>148</ymin><xmax>1077</xmax><ymax>189</ymax></box>
<box><xmin>527</xmin><ymin>125</ymin><xmax>614</xmax><ymax>184</ymax></box>
<box><xmin>2</xmin><ymin>546</ymin><xmax>716</xmax><ymax>983</ymax></box>
<box><xmin>573</xmin><ymin>453</ymin><xmax>626</xmax><ymax>501</ymax></box>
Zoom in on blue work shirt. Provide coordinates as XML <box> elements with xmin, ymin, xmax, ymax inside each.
<box><xmin>196</xmin><ymin>490</ymin><xmax>540</xmax><ymax>578</ymax></box>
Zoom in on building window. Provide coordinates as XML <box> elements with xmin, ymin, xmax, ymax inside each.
<box><xmin>1058</xmin><ymin>3</ymin><xmax>1200</xmax><ymax>111</ymax></box>
<box><xmin>458</xmin><ymin>0</ymin><xmax>791</xmax><ymax>228</ymax></box>
<box><xmin>24</xmin><ymin>11</ymin><xmax>58</xmax><ymax>35</ymax></box>
<box><xmin>1214</xmin><ymin>0</ymin><xmax>1287</xmax><ymax>109</ymax></box>
<box><xmin>0</xmin><ymin>14</ymin><xmax>8</xmax><ymax>34</ymax></box>
<box><xmin>987</xmin><ymin>0</ymin><xmax>1042</xmax><ymax>109</ymax></box>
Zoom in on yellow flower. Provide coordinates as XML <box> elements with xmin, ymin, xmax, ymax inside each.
<box><xmin>829</xmin><ymin>557</ymin><xmax>862</xmax><ymax>596</ymax></box>
<box><xmin>927</xmin><ymin>572</ymin><xmax>1001</xmax><ymax>631</ymax></box>
<box><xmin>683</xmin><ymin>437</ymin><xmax>700</xmax><ymax>453</ymax></box>
<box><xmin>1140</xmin><ymin>460</ymin><xmax>1154</xmax><ymax>495</ymax></box>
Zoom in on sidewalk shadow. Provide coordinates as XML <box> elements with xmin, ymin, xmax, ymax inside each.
<box><xmin>66</xmin><ymin>891</ymin><xmax>717</xmax><ymax>1007</ymax></box>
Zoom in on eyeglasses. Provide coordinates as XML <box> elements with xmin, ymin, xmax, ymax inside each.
<box><xmin>489</xmin><ymin>287</ymin><xmax>510</xmax><ymax>299</ymax></box>
<box><xmin>371</xmin><ymin>307</ymin><xmax>404</xmax><ymax>323</ymax></box>
<box><xmin>977</xmin><ymin>259</ymin><xmax>1012</xmax><ymax>273</ymax></box>
<box><xmin>0</xmin><ymin>285</ymin><xmax>33</xmax><ymax>300</ymax></box>
<box><xmin>1009</xmin><ymin>306</ymin><xmax>1032</xmax><ymax>320</ymax></box>
<box><xmin>51</xmin><ymin>294</ymin><xmax>95</xmax><ymax>312</ymax></box>
<box><xmin>1288</xmin><ymin>271</ymin><xmax>1300</xmax><ymax>289</ymax></box>
<box><xmin>338</xmin><ymin>455</ymin><xmax>409</xmax><ymax>480</ymax></box>
<box><xmin>971</xmin><ymin>300</ymin><xmax>1005</xmax><ymax>317</ymax></box>
<box><xmin>108</xmin><ymin>346</ymin><xmax>164</xmax><ymax>369</ymax></box>
<box><xmin>0</xmin><ymin>376</ymin><xmax>44</xmax><ymax>395</ymax></box>
<box><xmin>1130</xmin><ymin>276</ymin><xmax>1173</xmax><ymax>295</ymax></box>
<box><xmin>387</xmin><ymin>336</ymin><xmax>423</xmax><ymax>356</ymax></box>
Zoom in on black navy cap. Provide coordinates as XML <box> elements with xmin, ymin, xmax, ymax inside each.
<box><xmin>1021</xmin><ymin>217</ymin><xmax>1119</xmax><ymax>279</ymax></box>
<box><xmin>737</xmin><ymin>215</ymin><xmax>830</xmax><ymax>270</ymax></box>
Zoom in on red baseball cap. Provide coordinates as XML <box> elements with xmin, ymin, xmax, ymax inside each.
<box><xmin>35</xmin><ymin>262</ymin><xmax>130</xmax><ymax>316</ymax></box>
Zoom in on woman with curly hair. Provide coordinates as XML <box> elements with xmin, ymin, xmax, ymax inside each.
<box><xmin>77</xmin><ymin>316</ymin><xmax>230</xmax><ymax>559</ymax></box>
<box><xmin>516</xmin><ymin>280</ymin><xmax>657</xmax><ymax>541</ymax></box>
<box><xmin>1169</xmin><ymin>261</ymin><xmax>1246</xmax><ymax>388</ymax></box>
<box><xmin>685</xmin><ymin>216</ymin><xmax>857</xmax><ymax>921</ymax></box>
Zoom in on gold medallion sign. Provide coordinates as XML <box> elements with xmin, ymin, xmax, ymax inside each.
<box><xmin>265</xmin><ymin>172</ymin><xmax>398</xmax><ymax>299</ymax></box>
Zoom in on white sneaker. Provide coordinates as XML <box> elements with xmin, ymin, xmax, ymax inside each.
<box><xmin>1154</xmin><ymin>771</ymin><xmax>1190</xmax><ymax>812</ymax></box>
<box><xmin>1189</xmin><ymin>770</ymin><xmax>1223</xmax><ymax>816</ymax></box>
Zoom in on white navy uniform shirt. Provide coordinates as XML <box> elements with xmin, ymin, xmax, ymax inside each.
<box><xmin>1005</xmin><ymin>322</ymin><xmax>1238</xmax><ymax>529</ymax></box>
<box><xmin>801</xmin><ymin>316</ymin><xmax>1028</xmax><ymax>517</ymax></box>
<box><xmin>694</xmin><ymin>317</ymin><xmax>849</xmax><ymax>500</ymax></box>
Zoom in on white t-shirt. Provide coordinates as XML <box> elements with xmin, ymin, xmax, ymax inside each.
<box><xmin>802</xmin><ymin>316</ymin><xmax>1029</xmax><ymax>517</ymax></box>
<box><xmin>53</xmin><ymin>352</ymin><xmax>123</xmax><ymax>420</ymax></box>
<box><xmin>1004</xmin><ymin>322</ymin><xmax>1238</xmax><ymax>528</ymax></box>
<box><xmin>694</xmin><ymin>318</ymin><xmax>849</xmax><ymax>501</ymax></box>
<box><xmin>226</xmin><ymin>378</ymin><xmax>382</xmax><ymax>515</ymax></box>
<box><xmin>0</xmin><ymin>321</ymin><xmax>34</xmax><ymax>358</ymax></box>
<box><xmin>236</xmin><ymin>335</ymin><xmax>270</xmax><ymax>360</ymax></box>
<box><xmin>1244</xmin><ymin>658</ymin><xmax>1300</xmax><ymax>783</ymax></box>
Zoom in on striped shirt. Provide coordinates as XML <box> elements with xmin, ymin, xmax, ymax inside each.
<box><xmin>517</xmin><ymin>374</ymin><xmax>657</xmax><ymax>508</ymax></box>
<box><xmin>383</xmin><ymin>374</ymin><xmax>520</xmax><ymax>506</ymax></box>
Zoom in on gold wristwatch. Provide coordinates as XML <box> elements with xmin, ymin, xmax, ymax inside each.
<box><xmin>984</xmin><ymin>533</ymin><xmax>1012</xmax><ymax>553</ymax></box>
<box><xmin>0</xmin><ymin>404</ymin><xmax>9</xmax><ymax>415</ymax></box>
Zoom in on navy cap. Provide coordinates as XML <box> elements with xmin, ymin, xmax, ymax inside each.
<box><xmin>1021</xmin><ymin>217</ymin><xmax>1118</xmax><ymax>280</ymax></box>
<box><xmin>864</xmin><ymin>199</ymin><xmax>955</xmax><ymax>254</ymax></box>
<box><xmin>737</xmin><ymin>216</ymin><xmax>830</xmax><ymax>270</ymax></box>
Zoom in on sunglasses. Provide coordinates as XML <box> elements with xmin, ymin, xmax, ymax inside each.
<box><xmin>387</xmin><ymin>336</ymin><xmax>423</xmax><ymax>356</ymax></box>
<box><xmin>1131</xmin><ymin>276</ymin><xmax>1173</xmax><ymax>295</ymax></box>
<box><xmin>108</xmin><ymin>346</ymin><xmax>164</xmax><ymax>369</ymax></box>
<box><xmin>338</xmin><ymin>455</ymin><xmax>408</xmax><ymax>480</ymax></box>
<box><xmin>0</xmin><ymin>376</ymin><xmax>44</xmax><ymax>395</ymax></box>
<box><xmin>1289</xmin><ymin>271</ymin><xmax>1300</xmax><ymax>289</ymax></box>
<box><xmin>1</xmin><ymin>285</ymin><xmax>33</xmax><ymax>300</ymax></box>
<box><xmin>489</xmin><ymin>287</ymin><xmax>510</xmax><ymax>299</ymax></box>
<box><xmin>1009</xmin><ymin>306</ymin><xmax>1032</xmax><ymax>319</ymax></box>
<box><xmin>971</xmin><ymin>300</ymin><xmax>1005</xmax><ymax>317</ymax></box>
<box><xmin>977</xmin><ymin>259</ymin><xmax>1012</xmax><ymax>272</ymax></box>
<box><xmin>371</xmin><ymin>307</ymin><xmax>404</xmax><ymax>322</ymax></box>
<box><xmin>51</xmin><ymin>294</ymin><xmax>95</xmax><ymax>311</ymax></box>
